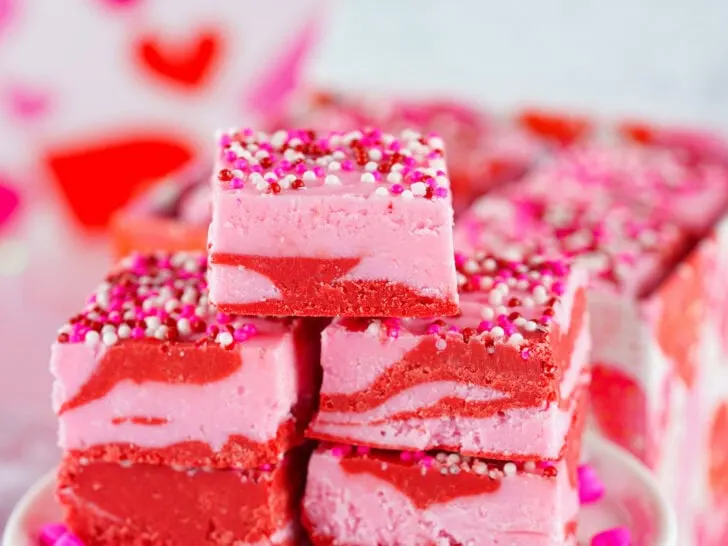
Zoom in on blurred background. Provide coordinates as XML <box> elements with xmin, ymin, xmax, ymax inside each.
<box><xmin>0</xmin><ymin>0</ymin><xmax>727</xmax><ymax>530</ymax></box>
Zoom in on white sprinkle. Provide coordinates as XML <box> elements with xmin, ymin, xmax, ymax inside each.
<box><xmin>216</xmin><ymin>332</ymin><xmax>234</xmax><ymax>347</ymax></box>
<box><xmin>145</xmin><ymin>316</ymin><xmax>161</xmax><ymax>330</ymax></box>
<box><xmin>488</xmin><ymin>291</ymin><xmax>504</xmax><ymax>306</ymax></box>
<box><xmin>365</xmin><ymin>161</ymin><xmax>378</xmax><ymax>172</ymax></box>
<box><xmin>343</xmin><ymin>130</ymin><xmax>363</xmax><ymax>144</ymax></box>
<box><xmin>524</xmin><ymin>321</ymin><xmax>538</xmax><ymax>332</ymax></box>
<box><xmin>524</xmin><ymin>461</ymin><xmax>536</xmax><ymax>472</ymax></box>
<box><xmin>332</xmin><ymin>150</ymin><xmax>346</xmax><ymax>160</ymax></box>
<box><xmin>264</xmin><ymin>172</ymin><xmax>278</xmax><ymax>182</ymax></box>
<box><xmin>483</xmin><ymin>258</ymin><xmax>497</xmax><ymax>271</ymax></box>
<box><xmin>368</xmin><ymin>148</ymin><xmax>382</xmax><ymax>161</ymax></box>
<box><xmin>473</xmin><ymin>461</ymin><xmax>488</xmax><ymax>475</ymax></box>
<box><xmin>328</xmin><ymin>161</ymin><xmax>341</xmax><ymax>172</ymax></box>
<box><xmin>102</xmin><ymin>332</ymin><xmax>118</xmax><ymax>346</ymax></box>
<box><xmin>101</xmin><ymin>324</ymin><xmax>116</xmax><ymax>335</ymax></box>
<box><xmin>503</xmin><ymin>462</ymin><xmax>517</xmax><ymax>476</ymax></box>
<box><xmin>490</xmin><ymin>326</ymin><xmax>505</xmax><ymax>338</ymax></box>
<box><xmin>435</xmin><ymin>338</ymin><xmax>447</xmax><ymax>351</ymax></box>
<box><xmin>386</xmin><ymin>172</ymin><xmax>402</xmax><ymax>183</ymax></box>
<box><xmin>463</xmin><ymin>259</ymin><xmax>479</xmax><ymax>274</ymax></box>
<box><xmin>514</xmin><ymin>317</ymin><xmax>527</xmax><ymax>327</ymax></box>
<box><xmin>521</xmin><ymin>297</ymin><xmax>535</xmax><ymax>308</ymax></box>
<box><xmin>117</xmin><ymin>324</ymin><xmax>131</xmax><ymax>340</ymax></box>
<box><xmin>154</xmin><ymin>326</ymin><xmax>168</xmax><ymax>340</ymax></box>
<box><xmin>391</xmin><ymin>163</ymin><xmax>404</xmax><ymax>173</ymax></box>
<box><xmin>401</xmin><ymin>190</ymin><xmax>414</xmax><ymax>200</ymax></box>
<box><xmin>374</xmin><ymin>187</ymin><xmax>389</xmax><ymax>197</ymax></box>
<box><xmin>270</xmin><ymin>130</ymin><xmax>287</xmax><ymax>148</ymax></box>
<box><xmin>508</xmin><ymin>333</ymin><xmax>525</xmax><ymax>346</ymax></box>
<box><xmin>84</xmin><ymin>330</ymin><xmax>100</xmax><ymax>346</ymax></box>
<box><xmin>447</xmin><ymin>453</ymin><xmax>461</xmax><ymax>465</ymax></box>
<box><xmin>164</xmin><ymin>299</ymin><xmax>178</xmax><ymax>313</ymax></box>
<box><xmin>480</xmin><ymin>306</ymin><xmax>495</xmax><ymax>320</ymax></box>
<box><xmin>303</xmin><ymin>170</ymin><xmax>317</xmax><ymax>181</ymax></box>
<box><xmin>411</xmin><ymin>181</ymin><xmax>427</xmax><ymax>196</ymax></box>
<box><xmin>324</xmin><ymin>174</ymin><xmax>341</xmax><ymax>185</ymax></box>
<box><xmin>479</xmin><ymin>276</ymin><xmax>494</xmax><ymax>289</ymax></box>
<box><xmin>360</xmin><ymin>172</ymin><xmax>376</xmax><ymax>184</ymax></box>
<box><xmin>181</xmin><ymin>287</ymin><xmax>197</xmax><ymax>304</ymax></box>
<box><xmin>177</xmin><ymin>318</ymin><xmax>191</xmax><ymax>336</ymax></box>
<box><xmin>428</xmin><ymin>136</ymin><xmax>445</xmax><ymax>149</ymax></box>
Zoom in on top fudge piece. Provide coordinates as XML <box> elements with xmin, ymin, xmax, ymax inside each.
<box><xmin>51</xmin><ymin>251</ymin><xmax>320</xmax><ymax>469</ymax></box>
<box><xmin>208</xmin><ymin>128</ymin><xmax>459</xmax><ymax>318</ymax></box>
<box><xmin>307</xmin><ymin>251</ymin><xmax>589</xmax><ymax>461</ymax></box>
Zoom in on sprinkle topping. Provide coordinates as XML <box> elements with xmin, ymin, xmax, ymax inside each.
<box><xmin>215</xmin><ymin>128</ymin><xmax>450</xmax><ymax>198</ymax></box>
<box><xmin>339</xmin><ymin>251</ymin><xmax>573</xmax><ymax>352</ymax></box>
<box><xmin>327</xmin><ymin>444</ymin><xmax>554</xmax><ymax>479</ymax></box>
<box><xmin>56</xmin><ymin>252</ymin><xmax>261</xmax><ymax>349</ymax></box>
<box><xmin>462</xmin><ymin>192</ymin><xmax>687</xmax><ymax>294</ymax></box>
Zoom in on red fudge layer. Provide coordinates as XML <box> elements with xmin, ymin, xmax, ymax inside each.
<box><xmin>303</xmin><ymin>445</ymin><xmax>579</xmax><ymax>546</ymax></box>
<box><xmin>308</xmin><ymin>251</ymin><xmax>589</xmax><ymax>460</ymax></box>
<box><xmin>52</xmin><ymin>251</ymin><xmax>321</xmax><ymax>469</ymax></box>
<box><xmin>210</xmin><ymin>253</ymin><xmax>458</xmax><ymax>318</ymax></box>
<box><xmin>58</xmin><ymin>450</ymin><xmax>308</xmax><ymax>546</ymax></box>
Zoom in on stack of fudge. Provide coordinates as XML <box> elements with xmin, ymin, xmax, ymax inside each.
<box><xmin>50</xmin><ymin>127</ymin><xmax>591</xmax><ymax>545</ymax></box>
<box><xmin>456</xmin><ymin>142</ymin><xmax>728</xmax><ymax>545</ymax></box>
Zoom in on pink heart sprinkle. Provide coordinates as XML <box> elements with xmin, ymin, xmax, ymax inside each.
<box><xmin>591</xmin><ymin>526</ymin><xmax>632</xmax><ymax>546</ymax></box>
<box><xmin>0</xmin><ymin>182</ymin><xmax>20</xmax><ymax>228</ymax></box>
<box><xmin>577</xmin><ymin>463</ymin><xmax>605</xmax><ymax>504</ymax></box>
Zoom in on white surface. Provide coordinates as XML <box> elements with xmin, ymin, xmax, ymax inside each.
<box><xmin>311</xmin><ymin>0</ymin><xmax>728</xmax><ymax>132</ymax></box>
<box><xmin>2</xmin><ymin>432</ymin><xmax>676</xmax><ymax>546</ymax></box>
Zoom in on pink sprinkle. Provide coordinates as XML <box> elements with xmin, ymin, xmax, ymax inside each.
<box><xmin>426</xmin><ymin>323</ymin><xmax>441</xmax><ymax>335</ymax></box>
<box><xmin>219</xmin><ymin>134</ymin><xmax>232</xmax><ymax>147</ymax></box>
<box><xmin>313</xmin><ymin>166</ymin><xmax>325</xmax><ymax>177</ymax></box>
<box><xmin>454</xmin><ymin>253</ymin><xmax>467</xmax><ymax>267</ymax></box>
<box><xmin>233</xmin><ymin>328</ymin><xmax>248</xmax><ymax>342</ymax></box>
<box><xmin>399</xmin><ymin>451</ymin><xmax>412</xmax><ymax>462</ymax></box>
<box><xmin>216</xmin><ymin>312</ymin><xmax>231</xmax><ymax>324</ymax></box>
<box><xmin>55</xmin><ymin>533</ymin><xmax>84</xmax><ymax>546</ymax></box>
<box><xmin>578</xmin><ymin>464</ymin><xmax>605</xmax><ymax>504</ymax></box>
<box><xmin>38</xmin><ymin>523</ymin><xmax>68</xmax><ymax>545</ymax></box>
<box><xmin>590</xmin><ymin>527</ymin><xmax>631</xmax><ymax>546</ymax></box>
<box><xmin>421</xmin><ymin>456</ymin><xmax>434</xmax><ymax>469</ymax></box>
<box><xmin>341</xmin><ymin>159</ymin><xmax>354</xmax><ymax>171</ymax></box>
<box><xmin>131</xmin><ymin>327</ymin><xmax>144</xmax><ymax>340</ymax></box>
<box><xmin>520</xmin><ymin>348</ymin><xmax>530</xmax><ymax>360</ymax></box>
<box><xmin>355</xmin><ymin>445</ymin><xmax>370</xmax><ymax>455</ymax></box>
<box><xmin>434</xmin><ymin>186</ymin><xmax>448</xmax><ymax>198</ymax></box>
<box><xmin>390</xmin><ymin>184</ymin><xmax>404</xmax><ymax>194</ymax></box>
<box><xmin>234</xmin><ymin>158</ymin><xmax>248</xmax><ymax>170</ymax></box>
<box><xmin>552</xmin><ymin>281</ymin><xmax>566</xmax><ymax>296</ymax></box>
<box><xmin>477</xmin><ymin>320</ymin><xmax>493</xmax><ymax>332</ymax></box>
<box><xmin>330</xmin><ymin>446</ymin><xmax>345</xmax><ymax>457</ymax></box>
<box><xmin>230</xmin><ymin>177</ymin><xmax>244</xmax><ymax>189</ymax></box>
<box><xmin>261</xmin><ymin>463</ymin><xmax>272</xmax><ymax>471</ymax></box>
<box><xmin>224</xmin><ymin>149</ymin><xmax>237</xmax><ymax>162</ymax></box>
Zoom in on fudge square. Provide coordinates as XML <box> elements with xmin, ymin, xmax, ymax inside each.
<box><xmin>50</xmin><ymin>251</ymin><xmax>320</xmax><ymax>469</ymax></box>
<box><xmin>303</xmin><ymin>444</ymin><xmax>579</xmax><ymax>546</ymax></box>
<box><xmin>58</xmin><ymin>449</ymin><xmax>308</xmax><ymax>546</ymax></box>
<box><xmin>111</xmin><ymin>164</ymin><xmax>211</xmax><ymax>258</ymax></box>
<box><xmin>307</xmin><ymin>250</ymin><xmax>589</xmax><ymax>461</ymax></box>
<box><xmin>207</xmin><ymin>128</ymin><xmax>459</xmax><ymax>317</ymax></box>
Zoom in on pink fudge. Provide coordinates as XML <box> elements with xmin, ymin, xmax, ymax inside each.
<box><xmin>307</xmin><ymin>250</ymin><xmax>589</xmax><ymax>461</ymax></box>
<box><xmin>50</xmin><ymin>251</ymin><xmax>320</xmax><ymax>469</ymax></box>
<box><xmin>455</xmin><ymin>149</ymin><xmax>728</xmax><ymax>544</ymax></box>
<box><xmin>302</xmin><ymin>445</ymin><xmax>579</xmax><ymax>546</ymax></box>
<box><xmin>208</xmin><ymin>128</ymin><xmax>459</xmax><ymax>318</ymax></box>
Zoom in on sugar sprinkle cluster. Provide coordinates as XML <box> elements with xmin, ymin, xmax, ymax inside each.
<box><xmin>56</xmin><ymin>252</ymin><xmax>259</xmax><ymax>349</ymax></box>
<box><xmin>216</xmin><ymin>128</ymin><xmax>450</xmax><ymax>199</ymax></box>
<box><xmin>467</xmin><ymin>193</ymin><xmax>684</xmax><ymax>290</ymax></box>
<box><xmin>328</xmin><ymin>444</ymin><xmax>557</xmax><ymax>479</ymax></box>
<box><xmin>356</xmin><ymin>252</ymin><xmax>570</xmax><ymax>357</ymax></box>
<box><xmin>554</xmin><ymin>143</ymin><xmax>727</xmax><ymax>200</ymax></box>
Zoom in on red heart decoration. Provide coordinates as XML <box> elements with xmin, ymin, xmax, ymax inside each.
<box><xmin>44</xmin><ymin>134</ymin><xmax>194</xmax><ymax>229</ymax></box>
<box><xmin>135</xmin><ymin>30</ymin><xmax>222</xmax><ymax>90</ymax></box>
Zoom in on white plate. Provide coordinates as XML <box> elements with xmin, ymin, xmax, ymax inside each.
<box><xmin>3</xmin><ymin>432</ymin><xmax>676</xmax><ymax>546</ymax></box>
